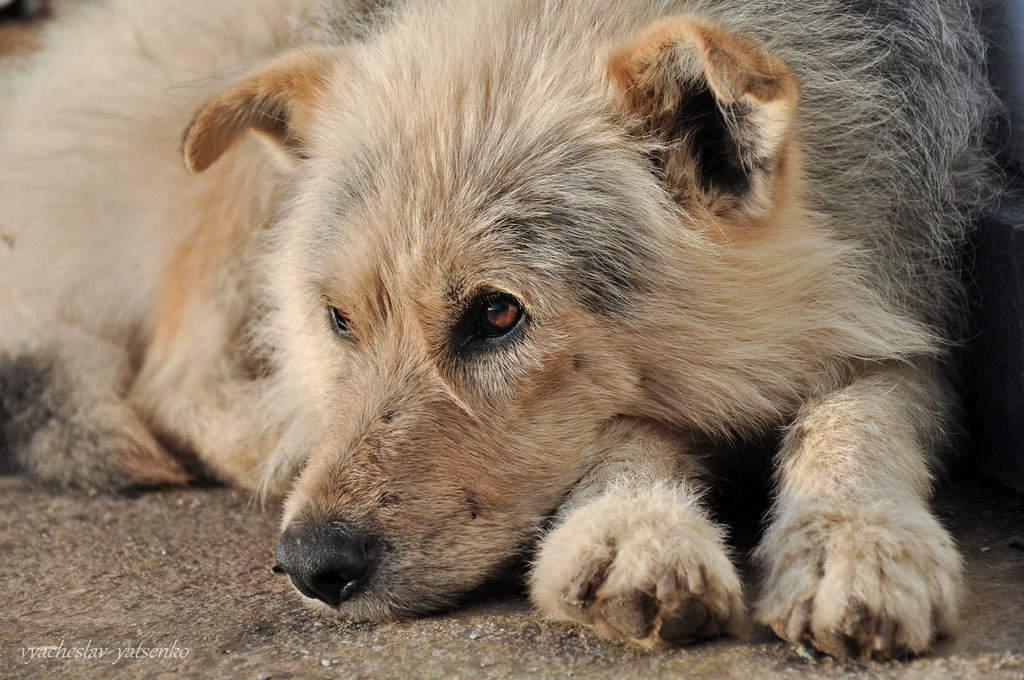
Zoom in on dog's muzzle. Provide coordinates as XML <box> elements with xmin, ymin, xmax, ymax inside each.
<box><xmin>273</xmin><ymin>521</ymin><xmax>377</xmax><ymax>607</ymax></box>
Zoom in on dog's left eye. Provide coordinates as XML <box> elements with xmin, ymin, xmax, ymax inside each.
<box><xmin>328</xmin><ymin>306</ymin><xmax>352</xmax><ymax>338</ymax></box>
<box><xmin>478</xmin><ymin>294</ymin><xmax>523</xmax><ymax>337</ymax></box>
<box><xmin>451</xmin><ymin>292</ymin><xmax>526</xmax><ymax>354</ymax></box>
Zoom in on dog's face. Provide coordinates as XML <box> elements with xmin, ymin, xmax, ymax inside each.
<box><xmin>182</xmin><ymin>6</ymin><xmax>798</xmax><ymax>619</ymax></box>
<box><xmin>268</xmin><ymin>32</ymin><xmax>668</xmax><ymax>619</ymax></box>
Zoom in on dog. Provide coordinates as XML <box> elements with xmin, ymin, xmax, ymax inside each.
<box><xmin>0</xmin><ymin>0</ymin><xmax>999</xmax><ymax>660</ymax></box>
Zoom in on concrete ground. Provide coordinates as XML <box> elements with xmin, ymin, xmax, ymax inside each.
<box><xmin>1</xmin><ymin>473</ymin><xmax>1022</xmax><ymax>680</ymax></box>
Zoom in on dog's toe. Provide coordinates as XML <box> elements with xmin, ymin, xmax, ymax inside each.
<box><xmin>599</xmin><ymin>591</ymin><xmax>658</xmax><ymax>640</ymax></box>
<box><xmin>655</xmin><ymin>594</ymin><xmax>712</xmax><ymax>645</ymax></box>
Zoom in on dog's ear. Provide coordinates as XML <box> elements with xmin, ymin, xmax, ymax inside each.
<box><xmin>182</xmin><ymin>47</ymin><xmax>340</xmax><ymax>173</ymax></box>
<box><xmin>608</xmin><ymin>18</ymin><xmax>799</xmax><ymax>213</ymax></box>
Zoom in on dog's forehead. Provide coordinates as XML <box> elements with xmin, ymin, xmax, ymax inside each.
<box><xmin>303</xmin><ymin>15</ymin><xmax>670</xmax><ymax>315</ymax></box>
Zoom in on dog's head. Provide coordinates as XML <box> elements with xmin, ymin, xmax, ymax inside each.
<box><xmin>182</xmin><ymin>5</ymin><xmax>799</xmax><ymax>619</ymax></box>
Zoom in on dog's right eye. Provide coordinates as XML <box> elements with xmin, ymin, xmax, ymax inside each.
<box><xmin>328</xmin><ymin>306</ymin><xmax>352</xmax><ymax>339</ymax></box>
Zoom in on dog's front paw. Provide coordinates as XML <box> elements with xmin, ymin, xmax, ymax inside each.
<box><xmin>755</xmin><ymin>503</ymin><xmax>962</xmax><ymax>659</ymax></box>
<box><xmin>530</xmin><ymin>483</ymin><xmax>745</xmax><ymax>649</ymax></box>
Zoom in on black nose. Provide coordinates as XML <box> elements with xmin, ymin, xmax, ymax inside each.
<box><xmin>273</xmin><ymin>521</ymin><xmax>375</xmax><ymax>607</ymax></box>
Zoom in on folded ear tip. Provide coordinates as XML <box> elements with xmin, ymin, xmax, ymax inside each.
<box><xmin>183</xmin><ymin>153</ymin><xmax>209</xmax><ymax>175</ymax></box>
<box><xmin>611</xmin><ymin>17</ymin><xmax>798</xmax><ymax>106</ymax></box>
<box><xmin>177</xmin><ymin>47</ymin><xmax>339</xmax><ymax>176</ymax></box>
<box><xmin>180</xmin><ymin>122</ymin><xmax>213</xmax><ymax>174</ymax></box>
<box><xmin>608</xmin><ymin>16</ymin><xmax>799</xmax><ymax>210</ymax></box>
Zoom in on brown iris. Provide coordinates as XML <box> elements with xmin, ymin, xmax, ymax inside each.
<box><xmin>480</xmin><ymin>294</ymin><xmax>522</xmax><ymax>336</ymax></box>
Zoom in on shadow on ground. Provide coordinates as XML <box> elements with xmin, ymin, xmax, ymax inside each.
<box><xmin>1</xmin><ymin>474</ymin><xmax>1022</xmax><ymax>680</ymax></box>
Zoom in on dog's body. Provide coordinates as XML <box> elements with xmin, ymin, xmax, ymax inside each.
<box><xmin>0</xmin><ymin>0</ymin><xmax>998</xmax><ymax>659</ymax></box>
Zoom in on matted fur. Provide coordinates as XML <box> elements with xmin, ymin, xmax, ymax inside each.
<box><xmin>0</xmin><ymin>0</ymin><xmax>998</xmax><ymax>659</ymax></box>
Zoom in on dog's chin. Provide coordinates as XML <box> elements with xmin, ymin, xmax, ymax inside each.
<box><xmin>292</xmin><ymin>574</ymin><xmax>472</xmax><ymax>623</ymax></box>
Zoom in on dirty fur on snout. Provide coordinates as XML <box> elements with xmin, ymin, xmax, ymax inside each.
<box><xmin>0</xmin><ymin>0</ymin><xmax>999</xmax><ymax>660</ymax></box>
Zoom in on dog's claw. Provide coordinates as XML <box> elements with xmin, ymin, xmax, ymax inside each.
<box><xmin>842</xmin><ymin>603</ymin><xmax>867</xmax><ymax>638</ymax></box>
<box><xmin>565</xmin><ymin>559</ymin><xmax>605</xmax><ymax>605</ymax></box>
<box><xmin>655</xmin><ymin>569</ymin><xmax>676</xmax><ymax>602</ymax></box>
<box><xmin>686</xmin><ymin>565</ymin><xmax>706</xmax><ymax>595</ymax></box>
<box><xmin>873</xmin><ymin>615</ymin><xmax>896</xmax><ymax>653</ymax></box>
<box><xmin>785</xmin><ymin>600</ymin><xmax>811</xmax><ymax>644</ymax></box>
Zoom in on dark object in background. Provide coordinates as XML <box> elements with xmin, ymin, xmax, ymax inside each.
<box><xmin>974</xmin><ymin>2</ymin><xmax>1024</xmax><ymax>495</ymax></box>
<box><xmin>981</xmin><ymin>0</ymin><xmax>1024</xmax><ymax>168</ymax></box>
<box><xmin>0</xmin><ymin>0</ymin><xmax>49</xmax><ymax>21</ymax></box>
<box><xmin>970</xmin><ymin>190</ymin><xmax>1024</xmax><ymax>495</ymax></box>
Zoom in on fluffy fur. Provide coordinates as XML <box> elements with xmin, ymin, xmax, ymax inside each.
<box><xmin>0</xmin><ymin>0</ymin><xmax>998</xmax><ymax>659</ymax></box>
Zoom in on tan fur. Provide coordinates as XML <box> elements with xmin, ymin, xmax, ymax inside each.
<box><xmin>182</xmin><ymin>46</ymin><xmax>342</xmax><ymax>173</ymax></box>
<box><xmin>127</xmin><ymin>136</ymin><xmax>289</xmax><ymax>487</ymax></box>
<box><xmin>0</xmin><ymin>0</ymin><xmax>997</xmax><ymax>661</ymax></box>
<box><xmin>0</xmin><ymin>23</ymin><xmax>40</xmax><ymax>57</ymax></box>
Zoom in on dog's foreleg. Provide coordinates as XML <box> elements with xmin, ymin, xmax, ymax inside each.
<box><xmin>529</xmin><ymin>417</ymin><xmax>746</xmax><ymax>648</ymax></box>
<box><xmin>755</xmin><ymin>364</ymin><xmax>962</xmax><ymax>659</ymax></box>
